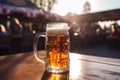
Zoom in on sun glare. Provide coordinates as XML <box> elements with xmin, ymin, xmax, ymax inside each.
<box><xmin>53</xmin><ymin>0</ymin><xmax>85</xmax><ymax>16</ymax></box>
<box><xmin>53</xmin><ymin>0</ymin><xmax>119</xmax><ymax>16</ymax></box>
<box><xmin>70</xmin><ymin>53</ymin><xmax>82</xmax><ymax>79</ymax></box>
<box><xmin>53</xmin><ymin>0</ymin><xmax>104</xmax><ymax>16</ymax></box>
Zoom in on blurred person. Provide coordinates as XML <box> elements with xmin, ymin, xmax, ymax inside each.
<box><xmin>9</xmin><ymin>18</ymin><xmax>23</xmax><ymax>52</ymax></box>
<box><xmin>0</xmin><ymin>24</ymin><xmax>7</xmax><ymax>36</ymax></box>
<box><xmin>111</xmin><ymin>22</ymin><xmax>120</xmax><ymax>38</ymax></box>
<box><xmin>106</xmin><ymin>22</ymin><xmax>120</xmax><ymax>49</ymax></box>
<box><xmin>9</xmin><ymin>18</ymin><xmax>23</xmax><ymax>37</ymax></box>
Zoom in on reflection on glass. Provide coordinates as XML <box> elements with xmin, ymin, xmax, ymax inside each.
<box><xmin>70</xmin><ymin>53</ymin><xmax>82</xmax><ymax>79</ymax></box>
<box><xmin>41</xmin><ymin>70</ymin><xmax>69</xmax><ymax>80</ymax></box>
<box><xmin>41</xmin><ymin>53</ymin><xmax>83</xmax><ymax>80</ymax></box>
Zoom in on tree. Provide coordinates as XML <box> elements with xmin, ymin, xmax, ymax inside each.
<box><xmin>47</xmin><ymin>0</ymin><xmax>56</xmax><ymax>12</ymax></box>
<box><xmin>82</xmin><ymin>1</ymin><xmax>91</xmax><ymax>14</ymax></box>
<box><xmin>31</xmin><ymin>0</ymin><xmax>57</xmax><ymax>12</ymax></box>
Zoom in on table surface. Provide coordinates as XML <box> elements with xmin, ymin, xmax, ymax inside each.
<box><xmin>0</xmin><ymin>51</ymin><xmax>120</xmax><ymax>80</ymax></box>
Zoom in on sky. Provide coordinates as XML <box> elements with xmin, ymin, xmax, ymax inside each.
<box><xmin>52</xmin><ymin>0</ymin><xmax>120</xmax><ymax>16</ymax></box>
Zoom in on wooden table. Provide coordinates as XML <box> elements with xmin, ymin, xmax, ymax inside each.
<box><xmin>0</xmin><ymin>51</ymin><xmax>120</xmax><ymax>80</ymax></box>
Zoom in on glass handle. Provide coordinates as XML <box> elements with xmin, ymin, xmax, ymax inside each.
<box><xmin>33</xmin><ymin>32</ymin><xmax>46</xmax><ymax>63</ymax></box>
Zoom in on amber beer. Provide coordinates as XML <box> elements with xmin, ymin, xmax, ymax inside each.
<box><xmin>46</xmin><ymin>27</ymin><xmax>70</xmax><ymax>72</ymax></box>
<box><xmin>34</xmin><ymin>23</ymin><xmax>69</xmax><ymax>73</ymax></box>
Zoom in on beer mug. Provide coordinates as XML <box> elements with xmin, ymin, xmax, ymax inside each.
<box><xmin>33</xmin><ymin>23</ymin><xmax>70</xmax><ymax>73</ymax></box>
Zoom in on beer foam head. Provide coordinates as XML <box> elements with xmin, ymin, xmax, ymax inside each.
<box><xmin>46</xmin><ymin>23</ymin><xmax>69</xmax><ymax>34</ymax></box>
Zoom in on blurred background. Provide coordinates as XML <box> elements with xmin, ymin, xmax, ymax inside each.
<box><xmin>0</xmin><ymin>0</ymin><xmax>120</xmax><ymax>55</ymax></box>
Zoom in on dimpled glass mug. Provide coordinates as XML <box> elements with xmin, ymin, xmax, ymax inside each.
<box><xmin>33</xmin><ymin>23</ymin><xmax>70</xmax><ymax>73</ymax></box>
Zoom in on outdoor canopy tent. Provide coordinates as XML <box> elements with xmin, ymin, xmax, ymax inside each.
<box><xmin>75</xmin><ymin>9</ymin><xmax>120</xmax><ymax>23</ymax></box>
<box><xmin>0</xmin><ymin>0</ymin><xmax>72</xmax><ymax>23</ymax></box>
<box><xmin>0</xmin><ymin>0</ymin><xmax>44</xmax><ymax>18</ymax></box>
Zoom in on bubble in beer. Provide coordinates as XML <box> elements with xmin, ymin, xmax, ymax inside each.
<box><xmin>46</xmin><ymin>23</ymin><xmax>69</xmax><ymax>69</ymax></box>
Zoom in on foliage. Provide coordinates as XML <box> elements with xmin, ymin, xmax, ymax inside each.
<box><xmin>30</xmin><ymin>0</ymin><xmax>57</xmax><ymax>12</ymax></box>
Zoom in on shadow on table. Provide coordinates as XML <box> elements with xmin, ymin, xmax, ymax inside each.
<box><xmin>0</xmin><ymin>53</ymin><xmax>32</xmax><ymax>80</ymax></box>
<box><xmin>41</xmin><ymin>70</ymin><xmax>69</xmax><ymax>80</ymax></box>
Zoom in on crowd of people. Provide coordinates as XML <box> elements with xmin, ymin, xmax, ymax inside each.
<box><xmin>0</xmin><ymin>17</ymin><xmax>45</xmax><ymax>54</ymax></box>
<box><xmin>0</xmin><ymin>17</ymin><xmax>120</xmax><ymax>54</ymax></box>
<box><xmin>69</xmin><ymin>22</ymin><xmax>120</xmax><ymax>50</ymax></box>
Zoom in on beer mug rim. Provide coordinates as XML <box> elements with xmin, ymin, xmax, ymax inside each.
<box><xmin>46</xmin><ymin>22</ymin><xmax>69</xmax><ymax>35</ymax></box>
<box><xmin>47</xmin><ymin>22</ymin><xmax>68</xmax><ymax>25</ymax></box>
<box><xmin>46</xmin><ymin>22</ymin><xmax>68</xmax><ymax>28</ymax></box>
